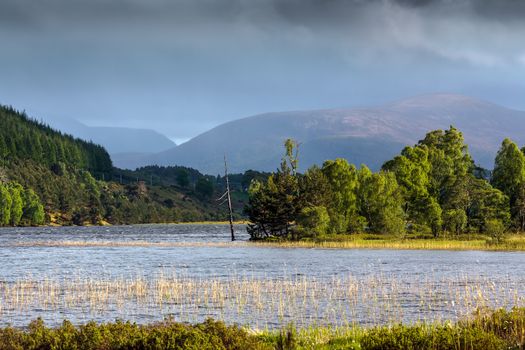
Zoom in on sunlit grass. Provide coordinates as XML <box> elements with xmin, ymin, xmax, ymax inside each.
<box><xmin>258</xmin><ymin>308</ymin><xmax>525</xmax><ymax>349</ymax></box>
<box><xmin>8</xmin><ymin>234</ymin><xmax>525</xmax><ymax>250</ymax></box>
<box><xmin>252</xmin><ymin>233</ymin><xmax>525</xmax><ymax>251</ymax></box>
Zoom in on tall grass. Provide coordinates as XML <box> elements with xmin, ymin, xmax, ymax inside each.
<box><xmin>10</xmin><ymin>234</ymin><xmax>525</xmax><ymax>250</ymax></box>
<box><xmin>253</xmin><ymin>234</ymin><xmax>525</xmax><ymax>251</ymax></box>
<box><xmin>1</xmin><ymin>272</ymin><xmax>523</xmax><ymax>329</ymax></box>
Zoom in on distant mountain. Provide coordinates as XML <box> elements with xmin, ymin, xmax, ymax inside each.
<box><xmin>137</xmin><ymin>94</ymin><xmax>525</xmax><ymax>174</ymax></box>
<box><xmin>42</xmin><ymin>116</ymin><xmax>176</xmax><ymax>156</ymax></box>
<box><xmin>110</xmin><ymin>152</ymin><xmax>156</xmax><ymax>170</ymax></box>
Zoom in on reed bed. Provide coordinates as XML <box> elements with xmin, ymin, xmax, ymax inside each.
<box><xmin>1</xmin><ymin>272</ymin><xmax>523</xmax><ymax>329</ymax></box>
<box><xmin>8</xmin><ymin>234</ymin><xmax>525</xmax><ymax>250</ymax></box>
<box><xmin>254</xmin><ymin>239</ymin><xmax>498</xmax><ymax>250</ymax></box>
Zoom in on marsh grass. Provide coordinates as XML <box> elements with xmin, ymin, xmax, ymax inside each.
<box><xmin>253</xmin><ymin>233</ymin><xmax>525</xmax><ymax>251</ymax></box>
<box><xmin>9</xmin><ymin>234</ymin><xmax>525</xmax><ymax>251</ymax></box>
<box><xmin>1</xmin><ymin>272</ymin><xmax>523</xmax><ymax>330</ymax></box>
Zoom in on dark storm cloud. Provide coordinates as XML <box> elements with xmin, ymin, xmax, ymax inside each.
<box><xmin>0</xmin><ymin>0</ymin><xmax>524</xmax><ymax>141</ymax></box>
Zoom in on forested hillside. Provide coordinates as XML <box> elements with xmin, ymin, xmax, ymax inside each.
<box><xmin>0</xmin><ymin>105</ymin><xmax>112</xmax><ymax>177</ymax></box>
<box><xmin>0</xmin><ymin>105</ymin><xmax>260</xmax><ymax>226</ymax></box>
<box><xmin>0</xmin><ymin>104</ymin><xmax>114</xmax><ymax>226</ymax></box>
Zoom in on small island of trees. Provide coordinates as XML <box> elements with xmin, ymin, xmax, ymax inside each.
<box><xmin>246</xmin><ymin>126</ymin><xmax>524</xmax><ymax>241</ymax></box>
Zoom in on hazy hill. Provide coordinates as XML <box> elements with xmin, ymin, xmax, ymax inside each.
<box><xmin>145</xmin><ymin>94</ymin><xmax>525</xmax><ymax>174</ymax></box>
<box><xmin>42</xmin><ymin>116</ymin><xmax>176</xmax><ymax>156</ymax></box>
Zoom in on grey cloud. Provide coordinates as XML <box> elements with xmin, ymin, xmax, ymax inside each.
<box><xmin>0</xmin><ymin>0</ymin><xmax>524</xmax><ymax>141</ymax></box>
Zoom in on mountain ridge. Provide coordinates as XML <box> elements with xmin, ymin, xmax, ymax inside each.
<box><xmin>121</xmin><ymin>94</ymin><xmax>525</xmax><ymax>174</ymax></box>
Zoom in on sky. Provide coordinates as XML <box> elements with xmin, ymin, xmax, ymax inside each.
<box><xmin>1</xmin><ymin>0</ymin><xmax>525</xmax><ymax>143</ymax></box>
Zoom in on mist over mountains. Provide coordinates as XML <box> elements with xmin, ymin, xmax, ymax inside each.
<box><xmin>110</xmin><ymin>94</ymin><xmax>525</xmax><ymax>174</ymax></box>
<box><xmin>42</xmin><ymin>115</ymin><xmax>176</xmax><ymax>159</ymax></box>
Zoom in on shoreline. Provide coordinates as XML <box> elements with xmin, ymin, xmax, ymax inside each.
<box><xmin>2</xmin><ymin>223</ymin><xmax>525</xmax><ymax>252</ymax></box>
<box><xmin>251</xmin><ymin>235</ymin><xmax>525</xmax><ymax>252</ymax></box>
<box><xmin>5</xmin><ymin>237</ymin><xmax>525</xmax><ymax>252</ymax></box>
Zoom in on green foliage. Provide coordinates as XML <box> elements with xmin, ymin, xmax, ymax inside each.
<box><xmin>485</xmin><ymin>219</ymin><xmax>506</xmax><ymax>244</ymax></box>
<box><xmin>2</xmin><ymin>310</ymin><xmax>525</xmax><ymax>350</ymax></box>
<box><xmin>321</xmin><ymin>159</ymin><xmax>359</xmax><ymax>234</ymax></box>
<box><xmin>0</xmin><ymin>181</ymin><xmax>45</xmax><ymax>226</ymax></box>
<box><xmin>176</xmin><ymin>169</ymin><xmax>190</xmax><ymax>187</ymax></box>
<box><xmin>275</xmin><ymin>324</ymin><xmax>297</xmax><ymax>350</ymax></box>
<box><xmin>248</xmin><ymin>127</ymin><xmax>517</xmax><ymax>241</ymax></box>
<box><xmin>492</xmin><ymin>138</ymin><xmax>525</xmax><ymax>231</ymax></box>
<box><xmin>384</xmin><ymin>126</ymin><xmax>508</xmax><ymax>236</ymax></box>
<box><xmin>359</xmin><ymin>171</ymin><xmax>406</xmax><ymax>235</ymax></box>
<box><xmin>284</xmin><ymin>138</ymin><xmax>300</xmax><ymax>176</ymax></box>
<box><xmin>246</xmin><ymin>172</ymin><xmax>300</xmax><ymax>240</ymax></box>
<box><xmin>358</xmin><ymin>308</ymin><xmax>525</xmax><ymax>350</ymax></box>
<box><xmin>246</xmin><ymin>140</ymin><xmax>301</xmax><ymax>240</ymax></box>
<box><xmin>492</xmin><ymin>138</ymin><xmax>525</xmax><ymax>199</ymax></box>
<box><xmin>22</xmin><ymin>189</ymin><xmax>45</xmax><ymax>225</ymax></box>
<box><xmin>0</xmin><ymin>318</ymin><xmax>269</xmax><ymax>350</ymax></box>
<box><xmin>419</xmin><ymin>127</ymin><xmax>474</xmax><ymax>199</ymax></box>
<box><xmin>467</xmin><ymin>178</ymin><xmax>510</xmax><ymax>232</ymax></box>
<box><xmin>299</xmin><ymin>166</ymin><xmax>332</xmax><ymax>209</ymax></box>
<box><xmin>0</xmin><ymin>104</ymin><xmax>263</xmax><ymax>227</ymax></box>
<box><xmin>196</xmin><ymin>178</ymin><xmax>214</xmax><ymax>199</ymax></box>
<box><xmin>261</xmin><ymin>308</ymin><xmax>525</xmax><ymax>350</ymax></box>
<box><xmin>0</xmin><ymin>184</ymin><xmax>12</xmax><ymax>225</ymax></box>
<box><xmin>296</xmin><ymin>206</ymin><xmax>330</xmax><ymax>237</ymax></box>
<box><xmin>7</xmin><ymin>183</ymin><xmax>24</xmax><ymax>226</ymax></box>
<box><xmin>3</xmin><ymin>159</ymin><xmax>230</xmax><ymax>226</ymax></box>
<box><xmin>360</xmin><ymin>324</ymin><xmax>505</xmax><ymax>350</ymax></box>
<box><xmin>0</xmin><ymin>105</ymin><xmax>112</xmax><ymax>176</ymax></box>
<box><xmin>423</xmin><ymin>197</ymin><xmax>443</xmax><ymax>237</ymax></box>
<box><xmin>443</xmin><ymin>209</ymin><xmax>467</xmax><ymax>234</ymax></box>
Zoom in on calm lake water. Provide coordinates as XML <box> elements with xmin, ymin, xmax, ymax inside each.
<box><xmin>0</xmin><ymin>224</ymin><xmax>524</xmax><ymax>329</ymax></box>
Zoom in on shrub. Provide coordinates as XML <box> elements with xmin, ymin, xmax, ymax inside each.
<box><xmin>0</xmin><ymin>318</ymin><xmax>270</xmax><ymax>350</ymax></box>
<box><xmin>360</xmin><ymin>324</ymin><xmax>505</xmax><ymax>350</ymax></box>
<box><xmin>485</xmin><ymin>219</ymin><xmax>506</xmax><ymax>244</ymax></box>
<box><xmin>3</xmin><ymin>310</ymin><xmax>525</xmax><ymax>350</ymax></box>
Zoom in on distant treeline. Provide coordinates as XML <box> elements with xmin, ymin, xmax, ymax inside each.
<box><xmin>114</xmin><ymin>166</ymin><xmax>269</xmax><ymax>193</ymax></box>
<box><xmin>2</xmin><ymin>160</ymin><xmax>266</xmax><ymax>227</ymax></box>
<box><xmin>2</xmin><ymin>160</ymin><xmax>266</xmax><ymax>226</ymax></box>
<box><xmin>246</xmin><ymin>126</ymin><xmax>523</xmax><ymax>240</ymax></box>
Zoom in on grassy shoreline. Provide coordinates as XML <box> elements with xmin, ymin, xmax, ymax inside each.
<box><xmin>1</xmin><ymin>308</ymin><xmax>524</xmax><ymax>349</ymax></box>
<box><xmin>4</xmin><ymin>222</ymin><xmax>525</xmax><ymax>251</ymax></box>
<box><xmin>252</xmin><ymin>233</ymin><xmax>525</xmax><ymax>251</ymax></box>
